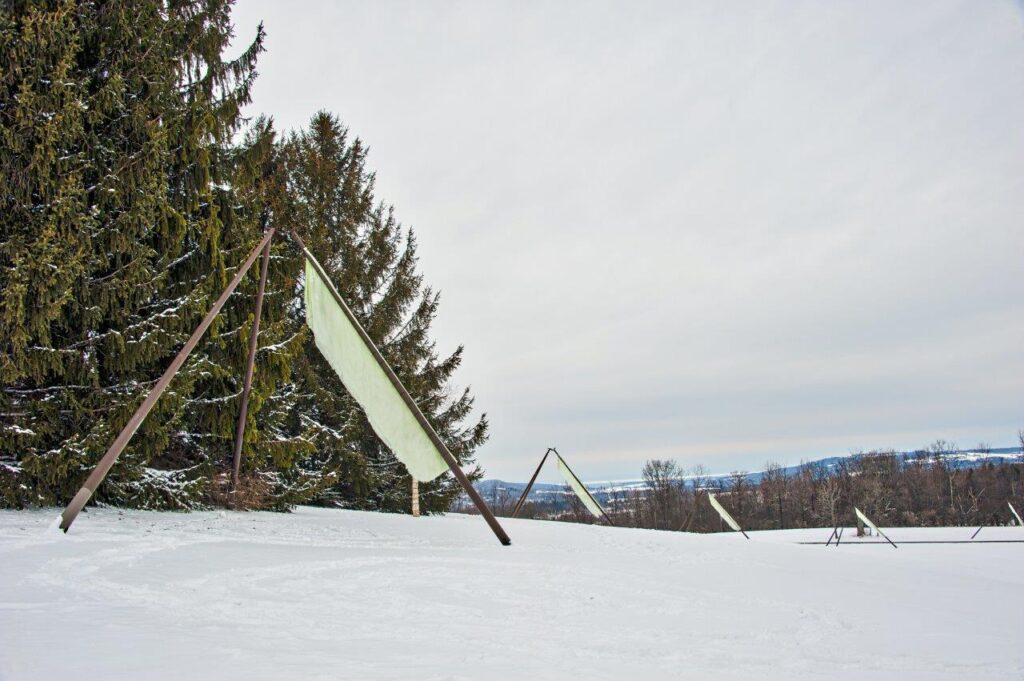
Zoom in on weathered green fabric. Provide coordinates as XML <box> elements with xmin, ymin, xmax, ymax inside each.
<box><xmin>556</xmin><ymin>454</ymin><xmax>605</xmax><ymax>519</ymax></box>
<box><xmin>1009</xmin><ymin>502</ymin><xmax>1024</xmax><ymax>527</ymax></box>
<box><xmin>708</xmin><ymin>493</ymin><xmax>744</xmax><ymax>533</ymax></box>
<box><xmin>854</xmin><ymin>507</ymin><xmax>883</xmax><ymax>535</ymax></box>
<box><xmin>304</xmin><ymin>259</ymin><xmax>449</xmax><ymax>482</ymax></box>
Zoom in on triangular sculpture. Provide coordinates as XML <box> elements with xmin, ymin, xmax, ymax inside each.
<box><xmin>511</xmin><ymin>447</ymin><xmax>613</xmax><ymax>525</ymax></box>
<box><xmin>59</xmin><ymin>229</ymin><xmax>510</xmax><ymax>546</ymax></box>
<box><xmin>825</xmin><ymin>507</ymin><xmax>897</xmax><ymax>548</ymax></box>
<box><xmin>854</xmin><ymin>507</ymin><xmax>897</xmax><ymax>548</ymax></box>
<box><xmin>707</xmin><ymin>492</ymin><xmax>749</xmax><ymax>539</ymax></box>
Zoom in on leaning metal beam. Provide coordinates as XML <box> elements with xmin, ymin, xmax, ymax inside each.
<box><xmin>59</xmin><ymin>229</ymin><xmax>277</xmax><ymax>532</ymax></box>
<box><xmin>825</xmin><ymin>525</ymin><xmax>845</xmax><ymax>547</ymax></box>
<box><xmin>825</xmin><ymin>526</ymin><xmax>838</xmax><ymax>546</ymax></box>
<box><xmin>231</xmin><ymin>235</ymin><xmax>272</xmax><ymax>490</ymax></box>
<box><xmin>290</xmin><ymin>230</ymin><xmax>511</xmax><ymax>546</ymax></box>
<box><xmin>511</xmin><ymin>448</ymin><xmax>552</xmax><ymax>517</ymax></box>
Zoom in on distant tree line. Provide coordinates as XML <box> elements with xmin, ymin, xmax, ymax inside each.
<box><xmin>492</xmin><ymin>436</ymin><xmax>1024</xmax><ymax>532</ymax></box>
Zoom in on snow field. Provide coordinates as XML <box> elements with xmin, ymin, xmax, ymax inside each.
<box><xmin>1</xmin><ymin>507</ymin><xmax>1021</xmax><ymax>680</ymax></box>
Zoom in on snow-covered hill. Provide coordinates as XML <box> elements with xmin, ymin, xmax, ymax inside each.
<box><xmin>1</xmin><ymin>507</ymin><xmax>1021</xmax><ymax>680</ymax></box>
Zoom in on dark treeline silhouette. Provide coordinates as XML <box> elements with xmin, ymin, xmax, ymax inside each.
<box><xmin>478</xmin><ymin>436</ymin><xmax>1024</xmax><ymax>533</ymax></box>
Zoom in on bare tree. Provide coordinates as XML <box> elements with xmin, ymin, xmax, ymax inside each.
<box><xmin>682</xmin><ymin>464</ymin><xmax>708</xmax><ymax>531</ymax></box>
<box><xmin>642</xmin><ymin>459</ymin><xmax>683</xmax><ymax>530</ymax></box>
<box><xmin>761</xmin><ymin>462</ymin><xmax>788</xmax><ymax>529</ymax></box>
<box><xmin>820</xmin><ymin>475</ymin><xmax>841</xmax><ymax>529</ymax></box>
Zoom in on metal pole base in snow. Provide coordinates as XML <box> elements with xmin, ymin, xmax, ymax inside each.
<box><xmin>873</xmin><ymin>527</ymin><xmax>898</xmax><ymax>549</ymax></box>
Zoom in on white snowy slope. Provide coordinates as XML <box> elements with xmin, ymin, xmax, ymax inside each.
<box><xmin>1</xmin><ymin>508</ymin><xmax>1021</xmax><ymax>681</ymax></box>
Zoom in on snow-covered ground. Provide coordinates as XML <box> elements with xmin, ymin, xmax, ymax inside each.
<box><xmin>1</xmin><ymin>507</ymin><xmax>1021</xmax><ymax>681</ymax></box>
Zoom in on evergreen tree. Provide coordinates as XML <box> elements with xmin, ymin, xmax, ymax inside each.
<box><xmin>221</xmin><ymin>118</ymin><xmax>330</xmax><ymax>508</ymax></box>
<box><xmin>0</xmin><ymin>1</ymin><xmax>318</xmax><ymax>509</ymax></box>
<box><xmin>280</xmin><ymin>112</ymin><xmax>489</xmax><ymax>513</ymax></box>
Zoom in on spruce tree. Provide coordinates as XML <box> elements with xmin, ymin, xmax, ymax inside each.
<box><xmin>0</xmin><ymin>1</ymin><xmax>317</xmax><ymax>509</ymax></box>
<box><xmin>280</xmin><ymin>112</ymin><xmax>489</xmax><ymax>513</ymax></box>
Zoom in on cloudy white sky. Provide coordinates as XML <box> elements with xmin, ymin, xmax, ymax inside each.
<box><xmin>233</xmin><ymin>0</ymin><xmax>1024</xmax><ymax>481</ymax></box>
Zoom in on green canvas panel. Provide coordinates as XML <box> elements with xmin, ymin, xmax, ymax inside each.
<box><xmin>555</xmin><ymin>455</ymin><xmax>605</xmax><ymax>519</ymax></box>
<box><xmin>304</xmin><ymin>259</ymin><xmax>449</xmax><ymax>482</ymax></box>
<box><xmin>854</xmin><ymin>507</ymin><xmax>883</xmax><ymax>536</ymax></box>
<box><xmin>708</xmin><ymin>493</ymin><xmax>743</xmax><ymax>533</ymax></box>
<box><xmin>1010</xmin><ymin>502</ymin><xmax>1024</xmax><ymax>527</ymax></box>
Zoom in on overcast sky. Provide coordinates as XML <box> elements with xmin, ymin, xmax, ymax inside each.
<box><xmin>232</xmin><ymin>0</ymin><xmax>1024</xmax><ymax>481</ymax></box>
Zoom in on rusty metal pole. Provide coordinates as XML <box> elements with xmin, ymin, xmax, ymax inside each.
<box><xmin>511</xmin><ymin>448</ymin><xmax>552</xmax><ymax>517</ymax></box>
<box><xmin>230</xmin><ymin>236</ymin><xmax>272</xmax><ymax>491</ymax></box>
<box><xmin>60</xmin><ymin>230</ymin><xmax>276</xmax><ymax>532</ymax></box>
<box><xmin>290</xmin><ymin>230</ymin><xmax>511</xmax><ymax>546</ymax></box>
